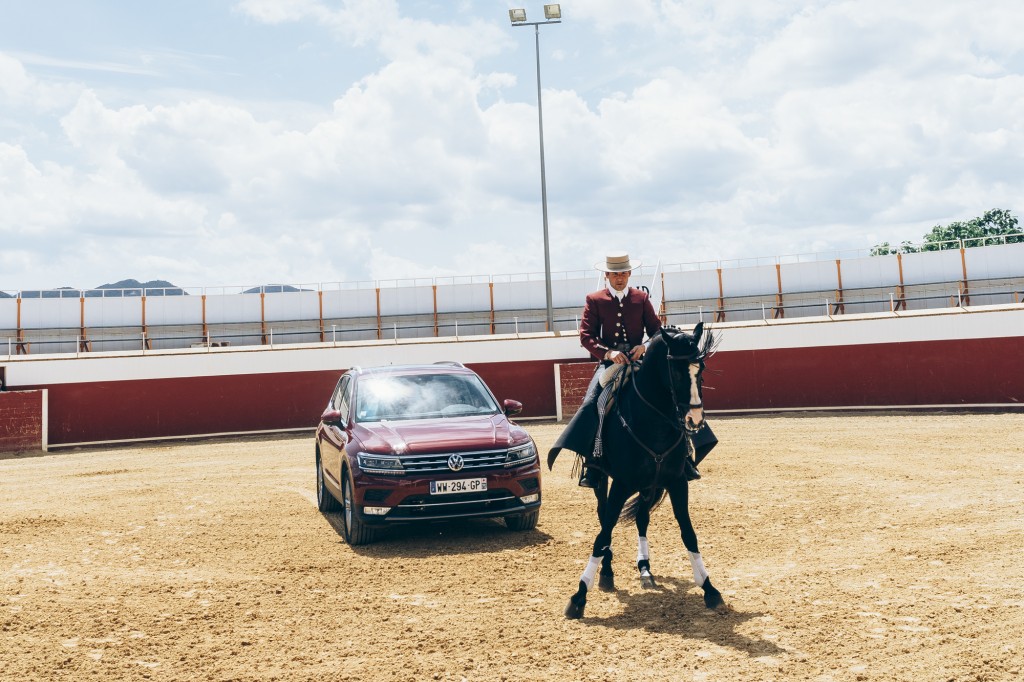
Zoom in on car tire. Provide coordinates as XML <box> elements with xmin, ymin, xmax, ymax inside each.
<box><xmin>341</xmin><ymin>467</ymin><xmax>378</xmax><ymax>546</ymax></box>
<box><xmin>316</xmin><ymin>447</ymin><xmax>341</xmax><ymax>513</ymax></box>
<box><xmin>504</xmin><ymin>509</ymin><xmax>539</xmax><ymax>531</ymax></box>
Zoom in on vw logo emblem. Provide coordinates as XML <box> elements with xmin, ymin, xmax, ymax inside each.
<box><xmin>447</xmin><ymin>454</ymin><xmax>465</xmax><ymax>472</ymax></box>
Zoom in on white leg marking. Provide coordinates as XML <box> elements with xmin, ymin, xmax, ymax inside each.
<box><xmin>687</xmin><ymin>364</ymin><xmax>704</xmax><ymax>427</ymax></box>
<box><xmin>580</xmin><ymin>555</ymin><xmax>603</xmax><ymax>589</ymax></box>
<box><xmin>688</xmin><ymin>551</ymin><xmax>709</xmax><ymax>587</ymax></box>
<box><xmin>688</xmin><ymin>364</ymin><xmax>701</xmax><ymax>405</ymax></box>
<box><xmin>637</xmin><ymin>536</ymin><xmax>649</xmax><ymax>563</ymax></box>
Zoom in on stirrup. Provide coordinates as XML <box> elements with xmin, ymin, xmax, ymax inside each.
<box><xmin>578</xmin><ymin>467</ymin><xmax>601</xmax><ymax>488</ymax></box>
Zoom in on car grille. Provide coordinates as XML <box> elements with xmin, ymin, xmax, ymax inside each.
<box><xmin>388</xmin><ymin>489</ymin><xmax>521</xmax><ymax>520</ymax></box>
<box><xmin>400</xmin><ymin>449</ymin><xmax>508</xmax><ymax>474</ymax></box>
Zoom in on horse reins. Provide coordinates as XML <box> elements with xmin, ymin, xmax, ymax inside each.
<box><xmin>614</xmin><ymin>347</ymin><xmax>705</xmax><ymax>471</ymax></box>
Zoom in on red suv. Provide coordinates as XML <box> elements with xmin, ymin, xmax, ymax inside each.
<box><xmin>315</xmin><ymin>362</ymin><xmax>541</xmax><ymax>544</ymax></box>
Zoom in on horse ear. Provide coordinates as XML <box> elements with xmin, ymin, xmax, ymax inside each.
<box><xmin>693</xmin><ymin>321</ymin><xmax>704</xmax><ymax>343</ymax></box>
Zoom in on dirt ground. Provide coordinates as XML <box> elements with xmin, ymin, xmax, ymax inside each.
<box><xmin>1</xmin><ymin>414</ymin><xmax>1022</xmax><ymax>682</ymax></box>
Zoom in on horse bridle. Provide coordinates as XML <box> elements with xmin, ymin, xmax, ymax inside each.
<box><xmin>616</xmin><ymin>344</ymin><xmax>705</xmax><ymax>465</ymax></box>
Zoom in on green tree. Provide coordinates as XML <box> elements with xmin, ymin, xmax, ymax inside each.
<box><xmin>871</xmin><ymin>208</ymin><xmax>1021</xmax><ymax>255</ymax></box>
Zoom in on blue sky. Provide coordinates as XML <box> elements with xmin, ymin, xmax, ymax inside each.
<box><xmin>1</xmin><ymin>0</ymin><xmax>1022</xmax><ymax>290</ymax></box>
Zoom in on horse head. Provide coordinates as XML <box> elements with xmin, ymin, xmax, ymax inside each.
<box><xmin>649</xmin><ymin>323</ymin><xmax>716</xmax><ymax>431</ymax></box>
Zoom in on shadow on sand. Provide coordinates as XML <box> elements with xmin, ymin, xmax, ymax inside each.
<box><xmin>577</xmin><ymin>573</ymin><xmax>786</xmax><ymax>659</ymax></box>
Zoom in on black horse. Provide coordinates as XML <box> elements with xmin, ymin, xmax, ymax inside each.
<box><xmin>548</xmin><ymin>323</ymin><xmax>723</xmax><ymax>619</ymax></box>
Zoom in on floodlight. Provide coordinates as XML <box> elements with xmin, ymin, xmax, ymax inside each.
<box><xmin>509</xmin><ymin>8</ymin><xmax>527</xmax><ymax>23</ymax></box>
<box><xmin>544</xmin><ymin>4</ymin><xmax>561</xmax><ymax>19</ymax></box>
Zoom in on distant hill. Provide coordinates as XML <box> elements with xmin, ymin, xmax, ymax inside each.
<box><xmin>243</xmin><ymin>284</ymin><xmax>311</xmax><ymax>293</ymax></box>
<box><xmin>95</xmin><ymin>279</ymin><xmax>186</xmax><ymax>297</ymax></box>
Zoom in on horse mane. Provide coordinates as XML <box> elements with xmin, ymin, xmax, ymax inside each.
<box><xmin>658</xmin><ymin>323</ymin><xmax>719</xmax><ymax>362</ymax></box>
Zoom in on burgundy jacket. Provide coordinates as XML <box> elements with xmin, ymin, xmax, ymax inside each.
<box><xmin>579</xmin><ymin>287</ymin><xmax>662</xmax><ymax>361</ymax></box>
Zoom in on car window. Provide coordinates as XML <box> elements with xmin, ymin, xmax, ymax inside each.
<box><xmin>355</xmin><ymin>373</ymin><xmax>499</xmax><ymax>422</ymax></box>
<box><xmin>332</xmin><ymin>375</ymin><xmax>351</xmax><ymax>424</ymax></box>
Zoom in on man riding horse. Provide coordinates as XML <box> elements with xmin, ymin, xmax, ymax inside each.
<box><xmin>550</xmin><ymin>251</ymin><xmax>714</xmax><ymax>487</ymax></box>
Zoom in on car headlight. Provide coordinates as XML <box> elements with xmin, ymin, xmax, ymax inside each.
<box><xmin>504</xmin><ymin>442</ymin><xmax>537</xmax><ymax>468</ymax></box>
<box><xmin>357</xmin><ymin>452</ymin><xmax>404</xmax><ymax>475</ymax></box>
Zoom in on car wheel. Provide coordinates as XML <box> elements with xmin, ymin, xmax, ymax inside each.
<box><xmin>504</xmin><ymin>509</ymin><xmax>539</xmax><ymax>531</ymax></box>
<box><xmin>316</xmin><ymin>447</ymin><xmax>341</xmax><ymax>513</ymax></box>
<box><xmin>341</xmin><ymin>467</ymin><xmax>378</xmax><ymax>546</ymax></box>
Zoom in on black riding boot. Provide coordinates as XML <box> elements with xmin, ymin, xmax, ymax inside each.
<box><xmin>684</xmin><ymin>457</ymin><xmax>701</xmax><ymax>481</ymax></box>
<box><xmin>578</xmin><ymin>464</ymin><xmax>603</xmax><ymax>488</ymax></box>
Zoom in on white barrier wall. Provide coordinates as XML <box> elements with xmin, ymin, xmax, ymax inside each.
<box><xmin>964</xmin><ymin>242</ymin><xmax>1024</xmax><ymax>279</ymax></box>
<box><xmin>663</xmin><ymin>268</ymin><xmax>720</xmax><ymax>301</ymax></box>
<box><xmin>723</xmin><ymin>264</ymin><xmax>779</xmax><ymax>298</ymax></box>
<box><xmin>146</xmin><ymin>295</ymin><xmax>204</xmax><ymax>326</ymax></box>
<box><xmin>0</xmin><ymin>300</ymin><xmax>17</xmax><ymax>329</ymax></box>
<box><xmin>837</xmin><ymin>254</ymin><xmax>900</xmax><ymax>290</ymax></box>
<box><xmin>902</xmin><ymin>249</ymin><xmax>964</xmax><ymax>285</ymax></box>
<box><xmin>436</xmin><ymin>282</ymin><xmax>490</xmax><ymax>315</ymax></box>
<box><xmin>323</xmin><ymin>286</ymin><xmax>377</xmax><ymax>318</ymax></box>
<box><xmin>2</xmin><ymin>243</ymin><xmax>1022</xmax><ymax>348</ymax></box>
<box><xmin>22</xmin><ymin>298</ymin><xmax>81</xmax><ymax>329</ymax></box>
<box><xmin>206</xmin><ymin>293</ymin><xmax>262</xmax><ymax>325</ymax></box>
<box><xmin>264</xmin><ymin>290</ymin><xmax>321</xmax><ymax>322</ymax></box>
<box><xmin>781</xmin><ymin>260</ymin><xmax>841</xmax><ymax>294</ymax></box>
<box><xmin>380</xmin><ymin>283</ymin><xmax>434</xmax><ymax>317</ymax></box>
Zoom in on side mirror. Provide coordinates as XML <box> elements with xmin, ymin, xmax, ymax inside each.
<box><xmin>502</xmin><ymin>399</ymin><xmax>523</xmax><ymax>417</ymax></box>
<box><xmin>321</xmin><ymin>408</ymin><xmax>343</xmax><ymax>425</ymax></box>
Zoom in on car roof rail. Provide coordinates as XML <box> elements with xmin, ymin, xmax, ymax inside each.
<box><xmin>433</xmin><ymin>361</ymin><xmax>465</xmax><ymax>368</ymax></box>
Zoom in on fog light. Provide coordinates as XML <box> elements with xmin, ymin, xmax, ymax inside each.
<box><xmin>363</xmin><ymin>506</ymin><xmax>391</xmax><ymax>516</ymax></box>
<box><xmin>520</xmin><ymin>493</ymin><xmax>540</xmax><ymax>504</ymax></box>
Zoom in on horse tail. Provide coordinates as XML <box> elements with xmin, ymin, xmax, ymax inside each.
<box><xmin>619</xmin><ymin>487</ymin><xmax>667</xmax><ymax>522</ymax></box>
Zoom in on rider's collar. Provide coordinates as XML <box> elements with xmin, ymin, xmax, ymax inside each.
<box><xmin>607</xmin><ymin>284</ymin><xmax>629</xmax><ymax>301</ymax></box>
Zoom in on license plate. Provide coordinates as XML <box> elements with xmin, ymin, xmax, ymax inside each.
<box><xmin>429</xmin><ymin>478</ymin><xmax>487</xmax><ymax>495</ymax></box>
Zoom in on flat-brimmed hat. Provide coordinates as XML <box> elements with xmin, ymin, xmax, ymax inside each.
<box><xmin>596</xmin><ymin>252</ymin><xmax>641</xmax><ymax>273</ymax></box>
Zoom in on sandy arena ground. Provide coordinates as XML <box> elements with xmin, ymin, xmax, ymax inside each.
<box><xmin>2</xmin><ymin>414</ymin><xmax>1023</xmax><ymax>681</ymax></box>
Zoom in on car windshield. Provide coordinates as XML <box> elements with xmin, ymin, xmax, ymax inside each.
<box><xmin>354</xmin><ymin>373</ymin><xmax>500</xmax><ymax>422</ymax></box>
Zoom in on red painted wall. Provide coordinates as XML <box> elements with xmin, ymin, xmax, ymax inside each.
<box><xmin>36</xmin><ymin>371</ymin><xmax>341</xmax><ymax>445</ymax></box>
<box><xmin>0</xmin><ymin>390</ymin><xmax>44</xmax><ymax>451</ymax></box>
<box><xmin>19</xmin><ymin>360</ymin><xmax>575</xmax><ymax>447</ymax></box>
<box><xmin>10</xmin><ymin>336</ymin><xmax>1024</xmax><ymax>448</ymax></box>
<box><xmin>705</xmin><ymin>337</ymin><xmax>1024</xmax><ymax>409</ymax></box>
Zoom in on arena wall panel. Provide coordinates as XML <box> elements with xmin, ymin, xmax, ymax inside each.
<box><xmin>264</xmin><ymin>290</ymin><xmax>320</xmax><ymax>322</ymax></box>
<box><xmin>145</xmin><ymin>295</ymin><xmax>204</xmax><ymax>326</ymax></box>
<box><xmin>723</xmin><ymin>264</ymin><xmax>779</xmax><ymax>298</ymax></box>
<box><xmin>902</xmin><ymin>249</ymin><xmax>963</xmax><ymax>285</ymax></box>
<box><xmin>436</xmin><ymin>283</ymin><xmax>490</xmax><ymax>314</ymax></box>
<box><xmin>0</xmin><ymin>389</ymin><xmax>46</xmax><ymax>451</ymax></box>
<box><xmin>22</xmin><ymin>298</ymin><xmax>80</xmax><ymax>329</ymax></box>
<box><xmin>492</xmin><ymin>280</ymin><xmax>546</xmax><ymax>311</ymax></box>
<box><xmin>663</xmin><ymin>269</ymin><xmax>720</xmax><ymax>302</ymax></box>
<box><xmin>551</xmin><ymin>276</ymin><xmax>597</xmax><ymax>309</ymax></box>
<box><xmin>0</xmin><ymin>299</ymin><xmax>16</xmax><ymax>330</ymax></box>
<box><xmin>380</xmin><ymin>284</ymin><xmax>433</xmax><ymax>317</ymax></box>
<box><xmin>205</xmin><ymin>292</ymin><xmax>262</xmax><ymax>324</ymax></box>
<box><xmin>839</xmin><ymin>255</ymin><xmax>900</xmax><ymax>290</ymax></box>
<box><xmin>3</xmin><ymin>307</ymin><xmax>1023</xmax><ymax>449</ymax></box>
<box><xmin>780</xmin><ymin>260</ymin><xmax>839</xmax><ymax>295</ymax></box>
<box><xmin>322</xmin><ymin>287</ymin><xmax>377</xmax><ymax>319</ymax></box>
<box><xmin>964</xmin><ymin>242</ymin><xmax>1024</xmax><ymax>280</ymax></box>
<box><xmin>86</xmin><ymin>296</ymin><xmax>142</xmax><ymax>328</ymax></box>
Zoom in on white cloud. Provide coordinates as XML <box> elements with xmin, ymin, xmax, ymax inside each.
<box><xmin>2</xmin><ymin>2</ymin><xmax>1023</xmax><ymax>291</ymax></box>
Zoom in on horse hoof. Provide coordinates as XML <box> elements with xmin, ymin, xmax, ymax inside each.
<box><xmin>640</xmin><ymin>574</ymin><xmax>657</xmax><ymax>589</ymax></box>
<box><xmin>565</xmin><ymin>600</ymin><xmax>585</xmax><ymax>619</ymax></box>
<box><xmin>598</xmin><ymin>573</ymin><xmax>615</xmax><ymax>592</ymax></box>
<box><xmin>702</xmin><ymin>579</ymin><xmax>724</xmax><ymax>609</ymax></box>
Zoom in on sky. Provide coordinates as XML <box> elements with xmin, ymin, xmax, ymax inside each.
<box><xmin>1</xmin><ymin>0</ymin><xmax>1022</xmax><ymax>291</ymax></box>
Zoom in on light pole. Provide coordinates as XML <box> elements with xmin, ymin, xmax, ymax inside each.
<box><xmin>509</xmin><ymin>4</ymin><xmax>561</xmax><ymax>331</ymax></box>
